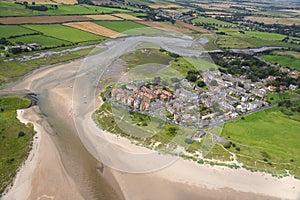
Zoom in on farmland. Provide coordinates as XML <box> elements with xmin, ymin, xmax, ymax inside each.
<box><xmin>95</xmin><ymin>20</ymin><xmax>146</xmax><ymax>33</ymax></box>
<box><xmin>45</xmin><ymin>4</ymin><xmax>130</xmax><ymax>15</ymax></box>
<box><xmin>113</xmin><ymin>13</ymin><xmax>142</xmax><ymax>21</ymax></box>
<box><xmin>220</xmin><ymin>105</ymin><xmax>300</xmax><ymax>177</ymax></box>
<box><xmin>0</xmin><ymin>2</ymin><xmax>130</xmax><ymax>17</ymax></box>
<box><xmin>216</xmin><ymin>28</ymin><xmax>295</xmax><ymax>49</ymax></box>
<box><xmin>0</xmin><ymin>96</ymin><xmax>35</xmax><ymax>194</ymax></box>
<box><xmin>149</xmin><ymin>4</ymin><xmax>183</xmax><ymax>9</ymax></box>
<box><xmin>245</xmin><ymin>16</ymin><xmax>300</xmax><ymax>26</ymax></box>
<box><xmin>260</xmin><ymin>50</ymin><xmax>300</xmax><ymax>71</ymax></box>
<box><xmin>137</xmin><ymin>21</ymin><xmax>193</xmax><ymax>34</ymax></box>
<box><xmin>9</xmin><ymin>35</ymin><xmax>70</xmax><ymax>48</ymax></box>
<box><xmin>175</xmin><ymin>21</ymin><xmax>211</xmax><ymax>34</ymax></box>
<box><xmin>0</xmin><ymin>15</ymin><xmax>91</xmax><ymax>25</ymax></box>
<box><xmin>192</xmin><ymin>17</ymin><xmax>238</xmax><ymax>26</ymax></box>
<box><xmin>0</xmin><ymin>25</ymin><xmax>36</xmax><ymax>38</ymax></box>
<box><xmin>23</xmin><ymin>24</ymin><xmax>105</xmax><ymax>43</ymax></box>
<box><xmin>85</xmin><ymin>14</ymin><xmax>122</xmax><ymax>21</ymax></box>
<box><xmin>0</xmin><ymin>2</ymin><xmax>43</xmax><ymax>17</ymax></box>
<box><xmin>64</xmin><ymin>22</ymin><xmax>125</xmax><ymax>38</ymax></box>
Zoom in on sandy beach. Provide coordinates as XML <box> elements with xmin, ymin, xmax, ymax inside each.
<box><xmin>2</xmin><ymin>35</ymin><xmax>300</xmax><ymax>200</ymax></box>
<box><xmin>3</xmin><ymin>106</ymin><xmax>85</xmax><ymax>200</ymax></box>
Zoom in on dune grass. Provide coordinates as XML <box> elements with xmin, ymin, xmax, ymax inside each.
<box><xmin>0</xmin><ymin>96</ymin><xmax>34</xmax><ymax>194</ymax></box>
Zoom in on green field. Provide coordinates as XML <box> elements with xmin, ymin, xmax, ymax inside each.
<box><xmin>121</xmin><ymin>48</ymin><xmax>172</xmax><ymax>67</ymax></box>
<box><xmin>0</xmin><ymin>25</ymin><xmax>37</xmax><ymax>38</ymax></box>
<box><xmin>9</xmin><ymin>35</ymin><xmax>70</xmax><ymax>48</ymax></box>
<box><xmin>45</xmin><ymin>4</ymin><xmax>130</xmax><ymax>15</ymax></box>
<box><xmin>0</xmin><ymin>2</ymin><xmax>130</xmax><ymax>17</ymax></box>
<box><xmin>261</xmin><ymin>50</ymin><xmax>300</xmax><ymax>71</ymax></box>
<box><xmin>122</xmin><ymin>26</ymin><xmax>162</xmax><ymax>36</ymax></box>
<box><xmin>217</xmin><ymin>28</ymin><xmax>297</xmax><ymax>49</ymax></box>
<box><xmin>95</xmin><ymin>20</ymin><xmax>147</xmax><ymax>33</ymax></box>
<box><xmin>0</xmin><ymin>2</ymin><xmax>43</xmax><ymax>17</ymax></box>
<box><xmin>23</xmin><ymin>24</ymin><xmax>105</xmax><ymax>43</ymax></box>
<box><xmin>220</xmin><ymin>105</ymin><xmax>300</xmax><ymax>177</ymax></box>
<box><xmin>244</xmin><ymin>31</ymin><xmax>286</xmax><ymax>41</ymax></box>
<box><xmin>95</xmin><ymin>20</ymin><xmax>161</xmax><ymax>35</ymax></box>
<box><xmin>192</xmin><ymin>17</ymin><xmax>237</xmax><ymax>26</ymax></box>
<box><xmin>0</xmin><ymin>96</ymin><xmax>34</xmax><ymax>193</ymax></box>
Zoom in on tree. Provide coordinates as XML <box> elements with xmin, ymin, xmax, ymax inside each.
<box><xmin>186</xmin><ymin>74</ymin><xmax>197</xmax><ymax>82</ymax></box>
<box><xmin>18</xmin><ymin>131</ymin><xmax>25</xmax><ymax>138</ymax></box>
<box><xmin>197</xmin><ymin>80</ymin><xmax>206</xmax><ymax>87</ymax></box>
<box><xmin>168</xmin><ymin>127</ymin><xmax>177</xmax><ymax>135</ymax></box>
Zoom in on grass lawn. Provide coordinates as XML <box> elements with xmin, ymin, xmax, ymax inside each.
<box><xmin>0</xmin><ymin>47</ymin><xmax>94</xmax><ymax>86</ymax></box>
<box><xmin>95</xmin><ymin>20</ymin><xmax>146</xmax><ymax>33</ymax></box>
<box><xmin>0</xmin><ymin>96</ymin><xmax>34</xmax><ymax>194</ymax></box>
<box><xmin>192</xmin><ymin>17</ymin><xmax>238</xmax><ymax>26</ymax></box>
<box><xmin>23</xmin><ymin>24</ymin><xmax>105</xmax><ymax>43</ymax></box>
<box><xmin>221</xmin><ymin>105</ymin><xmax>300</xmax><ymax>177</ymax></box>
<box><xmin>260</xmin><ymin>50</ymin><xmax>300</xmax><ymax>71</ymax></box>
<box><xmin>9</xmin><ymin>35</ymin><xmax>70</xmax><ymax>48</ymax></box>
<box><xmin>0</xmin><ymin>25</ymin><xmax>37</xmax><ymax>38</ymax></box>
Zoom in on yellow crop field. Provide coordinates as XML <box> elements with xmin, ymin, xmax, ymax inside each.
<box><xmin>63</xmin><ymin>22</ymin><xmax>126</xmax><ymax>38</ymax></box>
<box><xmin>113</xmin><ymin>13</ymin><xmax>142</xmax><ymax>21</ymax></box>
<box><xmin>245</xmin><ymin>16</ymin><xmax>300</xmax><ymax>26</ymax></box>
<box><xmin>85</xmin><ymin>14</ymin><xmax>123</xmax><ymax>20</ymax></box>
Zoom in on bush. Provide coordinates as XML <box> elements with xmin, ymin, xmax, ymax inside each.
<box><xmin>223</xmin><ymin>142</ymin><xmax>231</xmax><ymax>148</ymax></box>
<box><xmin>184</xmin><ymin>138</ymin><xmax>193</xmax><ymax>144</ymax></box>
<box><xmin>18</xmin><ymin>131</ymin><xmax>25</xmax><ymax>138</ymax></box>
<box><xmin>168</xmin><ymin>127</ymin><xmax>177</xmax><ymax>135</ymax></box>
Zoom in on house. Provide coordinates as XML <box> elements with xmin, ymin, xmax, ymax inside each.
<box><xmin>140</xmin><ymin>102</ymin><xmax>150</xmax><ymax>111</ymax></box>
<box><xmin>134</xmin><ymin>99</ymin><xmax>141</xmax><ymax>108</ymax></box>
<box><xmin>167</xmin><ymin>106</ymin><xmax>175</xmax><ymax>115</ymax></box>
<box><xmin>267</xmin><ymin>85</ymin><xmax>276</xmax><ymax>92</ymax></box>
<box><xmin>127</xmin><ymin>97</ymin><xmax>135</xmax><ymax>106</ymax></box>
<box><xmin>289</xmin><ymin>84</ymin><xmax>298</xmax><ymax>91</ymax></box>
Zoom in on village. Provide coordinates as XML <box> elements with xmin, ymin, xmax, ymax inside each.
<box><xmin>105</xmin><ymin>67</ymin><xmax>297</xmax><ymax>130</ymax></box>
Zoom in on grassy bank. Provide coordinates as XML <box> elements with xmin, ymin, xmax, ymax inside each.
<box><xmin>221</xmin><ymin>103</ymin><xmax>300</xmax><ymax>177</ymax></box>
<box><xmin>0</xmin><ymin>96</ymin><xmax>35</xmax><ymax>194</ymax></box>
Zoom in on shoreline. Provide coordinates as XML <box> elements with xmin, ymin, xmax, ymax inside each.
<box><xmin>2</xmin><ymin>107</ymin><xmax>40</xmax><ymax>200</ymax></box>
<box><xmin>2</xmin><ymin>106</ymin><xmax>85</xmax><ymax>200</ymax></box>
<box><xmin>97</xmin><ymin>120</ymin><xmax>300</xmax><ymax>199</ymax></box>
